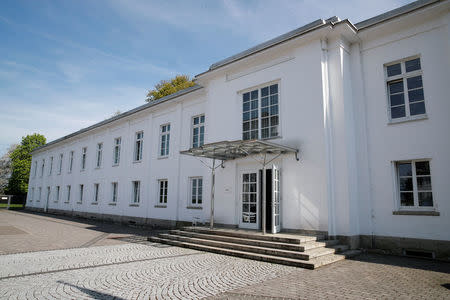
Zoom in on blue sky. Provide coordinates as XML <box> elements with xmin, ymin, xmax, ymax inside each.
<box><xmin>0</xmin><ymin>0</ymin><xmax>411</xmax><ymax>156</ymax></box>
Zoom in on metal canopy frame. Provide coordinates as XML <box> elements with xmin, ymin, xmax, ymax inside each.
<box><xmin>180</xmin><ymin>139</ymin><xmax>299</xmax><ymax>234</ymax></box>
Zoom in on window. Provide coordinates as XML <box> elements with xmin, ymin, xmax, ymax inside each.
<box><xmin>55</xmin><ymin>186</ymin><xmax>60</xmax><ymax>203</ymax></box>
<box><xmin>58</xmin><ymin>154</ymin><xmax>63</xmax><ymax>174</ymax></box>
<box><xmin>192</xmin><ymin>115</ymin><xmax>205</xmax><ymax>148</ymax></box>
<box><xmin>158</xmin><ymin>179</ymin><xmax>168</xmax><ymax>204</ymax></box>
<box><xmin>79</xmin><ymin>184</ymin><xmax>84</xmax><ymax>203</ymax></box>
<box><xmin>69</xmin><ymin>151</ymin><xmax>74</xmax><ymax>173</ymax></box>
<box><xmin>243</xmin><ymin>83</ymin><xmax>279</xmax><ymax>140</ymax></box>
<box><xmin>132</xmin><ymin>181</ymin><xmax>140</xmax><ymax>204</ymax></box>
<box><xmin>134</xmin><ymin>131</ymin><xmax>143</xmax><ymax>162</ymax></box>
<box><xmin>111</xmin><ymin>182</ymin><xmax>118</xmax><ymax>203</ymax></box>
<box><xmin>386</xmin><ymin>57</ymin><xmax>426</xmax><ymax>120</ymax></box>
<box><xmin>81</xmin><ymin>147</ymin><xmax>87</xmax><ymax>171</ymax></box>
<box><xmin>33</xmin><ymin>161</ymin><xmax>37</xmax><ymax>177</ymax></box>
<box><xmin>30</xmin><ymin>187</ymin><xmax>34</xmax><ymax>202</ymax></box>
<box><xmin>66</xmin><ymin>185</ymin><xmax>71</xmax><ymax>203</ymax></box>
<box><xmin>159</xmin><ymin>124</ymin><xmax>170</xmax><ymax>157</ymax></box>
<box><xmin>41</xmin><ymin>159</ymin><xmax>45</xmax><ymax>177</ymax></box>
<box><xmin>397</xmin><ymin>160</ymin><xmax>433</xmax><ymax>209</ymax></box>
<box><xmin>113</xmin><ymin>137</ymin><xmax>121</xmax><ymax>165</ymax></box>
<box><xmin>46</xmin><ymin>186</ymin><xmax>51</xmax><ymax>203</ymax></box>
<box><xmin>49</xmin><ymin>156</ymin><xmax>53</xmax><ymax>175</ymax></box>
<box><xmin>96</xmin><ymin>143</ymin><xmax>103</xmax><ymax>168</ymax></box>
<box><xmin>37</xmin><ymin>187</ymin><xmax>41</xmax><ymax>202</ymax></box>
<box><xmin>190</xmin><ymin>177</ymin><xmax>203</xmax><ymax>206</ymax></box>
<box><xmin>93</xmin><ymin>183</ymin><xmax>99</xmax><ymax>203</ymax></box>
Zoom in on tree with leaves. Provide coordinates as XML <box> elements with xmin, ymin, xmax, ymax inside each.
<box><xmin>0</xmin><ymin>144</ymin><xmax>18</xmax><ymax>194</ymax></box>
<box><xmin>146</xmin><ymin>75</ymin><xmax>196</xmax><ymax>102</ymax></box>
<box><xmin>6</xmin><ymin>134</ymin><xmax>46</xmax><ymax>195</ymax></box>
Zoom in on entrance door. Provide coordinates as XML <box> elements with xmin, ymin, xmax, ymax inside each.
<box><xmin>272</xmin><ymin>165</ymin><xmax>281</xmax><ymax>233</ymax></box>
<box><xmin>240</xmin><ymin>172</ymin><xmax>259</xmax><ymax>229</ymax></box>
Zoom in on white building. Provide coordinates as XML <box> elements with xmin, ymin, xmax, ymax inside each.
<box><xmin>27</xmin><ymin>0</ymin><xmax>450</xmax><ymax>259</ymax></box>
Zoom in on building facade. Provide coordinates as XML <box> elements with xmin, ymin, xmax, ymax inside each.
<box><xmin>27</xmin><ymin>0</ymin><xmax>450</xmax><ymax>258</ymax></box>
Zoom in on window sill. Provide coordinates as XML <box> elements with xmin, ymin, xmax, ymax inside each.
<box><xmin>393</xmin><ymin>210</ymin><xmax>439</xmax><ymax>216</ymax></box>
<box><xmin>112</xmin><ymin>164</ymin><xmax>119</xmax><ymax>167</ymax></box>
<box><xmin>63</xmin><ymin>202</ymin><xmax>69</xmax><ymax>204</ymax></box>
<box><xmin>129</xmin><ymin>203</ymin><xmax>140</xmax><ymax>207</ymax></box>
<box><xmin>108</xmin><ymin>202</ymin><xmax>117</xmax><ymax>206</ymax></box>
<box><xmin>133</xmin><ymin>160</ymin><xmax>142</xmax><ymax>164</ymax></box>
<box><xmin>158</xmin><ymin>156</ymin><xmax>169</xmax><ymax>160</ymax></box>
<box><xmin>94</xmin><ymin>167</ymin><xmax>102</xmax><ymax>170</ymax></box>
<box><xmin>91</xmin><ymin>202</ymin><xmax>98</xmax><ymax>205</ymax></box>
<box><xmin>80</xmin><ymin>169</ymin><xmax>85</xmax><ymax>172</ymax></box>
<box><xmin>388</xmin><ymin>114</ymin><xmax>428</xmax><ymax>125</ymax></box>
<box><xmin>36</xmin><ymin>200</ymin><xmax>40</xmax><ymax>202</ymax></box>
<box><xmin>53</xmin><ymin>201</ymin><xmax>59</xmax><ymax>203</ymax></box>
<box><xmin>187</xmin><ymin>206</ymin><xmax>202</xmax><ymax>210</ymax></box>
<box><xmin>76</xmin><ymin>202</ymin><xmax>82</xmax><ymax>204</ymax></box>
<box><xmin>154</xmin><ymin>204</ymin><xmax>167</xmax><ymax>208</ymax></box>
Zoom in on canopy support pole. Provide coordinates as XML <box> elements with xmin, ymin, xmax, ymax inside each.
<box><xmin>210</xmin><ymin>158</ymin><xmax>216</xmax><ymax>229</ymax></box>
<box><xmin>262</xmin><ymin>153</ymin><xmax>267</xmax><ymax>235</ymax></box>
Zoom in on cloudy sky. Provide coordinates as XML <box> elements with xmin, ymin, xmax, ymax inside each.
<box><xmin>0</xmin><ymin>0</ymin><xmax>412</xmax><ymax>156</ymax></box>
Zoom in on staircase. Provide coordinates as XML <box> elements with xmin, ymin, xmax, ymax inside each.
<box><xmin>148</xmin><ymin>227</ymin><xmax>360</xmax><ymax>269</ymax></box>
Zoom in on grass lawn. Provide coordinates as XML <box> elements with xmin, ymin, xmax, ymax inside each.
<box><xmin>0</xmin><ymin>203</ymin><xmax>24</xmax><ymax>208</ymax></box>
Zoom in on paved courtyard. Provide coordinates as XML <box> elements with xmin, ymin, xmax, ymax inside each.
<box><xmin>0</xmin><ymin>210</ymin><xmax>449</xmax><ymax>299</ymax></box>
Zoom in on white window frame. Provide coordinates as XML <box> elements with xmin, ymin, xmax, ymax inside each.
<box><xmin>189</xmin><ymin>177</ymin><xmax>203</xmax><ymax>206</ymax></box>
<box><xmin>58</xmin><ymin>153</ymin><xmax>63</xmax><ymax>174</ymax></box>
<box><xmin>33</xmin><ymin>161</ymin><xmax>37</xmax><ymax>177</ymax></box>
<box><xmin>68</xmin><ymin>151</ymin><xmax>74</xmax><ymax>173</ymax></box>
<box><xmin>385</xmin><ymin>56</ymin><xmax>426</xmax><ymax>123</ymax></box>
<box><xmin>93</xmin><ymin>183</ymin><xmax>99</xmax><ymax>203</ymax></box>
<box><xmin>66</xmin><ymin>185</ymin><xmax>71</xmax><ymax>203</ymax></box>
<box><xmin>134</xmin><ymin>131</ymin><xmax>143</xmax><ymax>162</ymax></box>
<box><xmin>79</xmin><ymin>184</ymin><xmax>84</xmax><ymax>203</ymax></box>
<box><xmin>191</xmin><ymin>115</ymin><xmax>205</xmax><ymax>148</ymax></box>
<box><xmin>40</xmin><ymin>159</ymin><xmax>45</xmax><ymax>177</ymax></box>
<box><xmin>46</xmin><ymin>186</ymin><xmax>51</xmax><ymax>203</ymax></box>
<box><xmin>81</xmin><ymin>147</ymin><xmax>87</xmax><ymax>171</ymax></box>
<box><xmin>37</xmin><ymin>187</ymin><xmax>41</xmax><ymax>202</ymax></box>
<box><xmin>132</xmin><ymin>181</ymin><xmax>140</xmax><ymax>204</ymax></box>
<box><xmin>30</xmin><ymin>187</ymin><xmax>34</xmax><ymax>202</ymax></box>
<box><xmin>158</xmin><ymin>179</ymin><xmax>168</xmax><ymax>204</ymax></box>
<box><xmin>159</xmin><ymin>124</ymin><xmax>170</xmax><ymax>158</ymax></box>
<box><xmin>113</xmin><ymin>137</ymin><xmax>121</xmax><ymax>166</ymax></box>
<box><xmin>49</xmin><ymin>156</ymin><xmax>53</xmax><ymax>176</ymax></box>
<box><xmin>55</xmin><ymin>186</ymin><xmax>60</xmax><ymax>203</ymax></box>
<box><xmin>394</xmin><ymin>159</ymin><xmax>435</xmax><ymax>211</ymax></box>
<box><xmin>111</xmin><ymin>182</ymin><xmax>118</xmax><ymax>203</ymax></box>
<box><xmin>96</xmin><ymin>143</ymin><xmax>103</xmax><ymax>168</ymax></box>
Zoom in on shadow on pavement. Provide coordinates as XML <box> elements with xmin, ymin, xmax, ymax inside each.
<box><xmin>57</xmin><ymin>281</ymin><xmax>126</xmax><ymax>300</ymax></box>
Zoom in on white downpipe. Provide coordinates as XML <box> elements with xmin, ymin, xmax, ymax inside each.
<box><xmin>210</xmin><ymin>158</ymin><xmax>216</xmax><ymax>229</ymax></box>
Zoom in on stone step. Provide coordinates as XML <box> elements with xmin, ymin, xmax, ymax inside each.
<box><xmin>170</xmin><ymin>230</ymin><xmax>339</xmax><ymax>252</ymax></box>
<box><xmin>148</xmin><ymin>236</ymin><xmax>360</xmax><ymax>269</ymax></box>
<box><xmin>182</xmin><ymin>227</ymin><xmax>321</xmax><ymax>244</ymax></box>
<box><xmin>158</xmin><ymin>233</ymin><xmax>337</xmax><ymax>260</ymax></box>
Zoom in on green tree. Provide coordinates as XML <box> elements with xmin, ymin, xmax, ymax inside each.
<box><xmin>6</xmin><ymin>134</ymin><xmax>46</xmax><ymax>195</ymax></box>
<box><xmin>146</xmin><ymin>75</ymin><xmax>195</xmax><ymax>102</ymax></box>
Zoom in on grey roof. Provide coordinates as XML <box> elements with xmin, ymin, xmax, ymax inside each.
<box><xmin>32</xmin><ymin>84</ymin><xmax>203</xmax><ymax>154</ymax></box>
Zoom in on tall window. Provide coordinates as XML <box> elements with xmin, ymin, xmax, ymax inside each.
<box><xmin>111</xmin><ymin>182</ymin><xmax>118</xmax><ymax>203</ymax></box>
<box><xmin>158</xmin><ymin>179</ymin><xmax>168</xmax><ymax>204</ymax></box>
<box><xmin>134</xmin><ymin>131</ymin><xmax>143</xmax><ymax>162</ymax></box>
<box><xmin>159</xmin><ymin>124</ymin><xmax>170</xmax><ymax>157</ymax></box>
<box><xmin>55</xmin><ymin>186</ymin><xmax>60</xmax><ymax>203</ymax></box>
<box><xmin>81</xmin><ymin>147</ymin><xmax>87</xmax><ymax>171</ymax></box>
<box><xmin>93</xmin><ymin>183</ymin><xmax>99</xmax><ymax>203</ymax></box>
<box><xmin>69</xmin><ymin>151</ymin><xmax>74</xmax><ymax>173</ymax></box>
<box><xmin>190</xmin><ymin>177</ymin><xmax>203</xmax><ymax>206</ymax></box>
<box><xmin>79</xmin><ymin>184</ymin><xmax>84</xmax><ymax>203</ymax></box>
<box><xmin>37</xmin><ymin>187</ymin><xmax>41</xmax><ymax>202</ymax></box>
<box><xmin>30</xmin><ymin>187</ymin><xmax>34</xmax><ymax>202</ymax></box>
<box><xmin>96</xmin><ymin>143</ymin><xmax>103</xmax><ymax>168</ymax></box>
<box><xmin>46</xmin><ymin>186</ymin><xmax>51</xmax><ymax>203</ymax></box>
<box><xmin>192</xmin><ymin>115</ymin><xmax>205</xmax><ymax>148</ymax></box>
<box><xmin>397</xmin><ymin>160</ymin><xmax>433</xmax><ymax>208</ymax></box>
<box><xmin>242</xmin><ymin>83</ymin><xmax>279</xmax><ymax>140</ymax></box>
<box><xmin>132</xmin><ymin>181</ymin><xmax>140</xmax><ymax>204</ymax></box>
<box><xmin>49</xmin><ymin>157</ymin><xmax>53</xmax><ymax>175</ymax></box>
<box><xmin>58</xmin><ymin>154</ymin><xmax>63</xmax><ymax>174</ymax></box>
<box><xmin>113</xmin><ymin>137</ymin><xmax>121</xmax><ymax>165</ymax></box>
<box><xmin>41</xmin><ymin>159</ymin><xmax>45</xmax><ymax>177</ymax></box>
<box><xmin>66</xmin><ymin>185</ymin><xmax>71</xmax><ymax>203</ymax></box>
<box><xmin>386</xmin><ymin>57</ymin><xmax>425</xmax><ymax>120</ymax></box>
<box><xmin>33</xmin><ymin>161</ymin><xmax>37</xmax><ymax>177</ymax></box>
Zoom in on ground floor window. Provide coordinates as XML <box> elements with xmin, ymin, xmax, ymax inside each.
<box><xmin>79</xmin><ymin>184</ymin><xmax>84</xmax><ymax>203</ymax></box>
<box><xmin>132</xmin><ymin>181</ymin><xmax>140</xmax><ymax>204</ymax></box>
<box><xmin>397</xmin><ymin>160</ymin><xmax>433</xmax><ymax>208</ymax></box>
<box><xmin>46</xmin><ymin>186</ymin><xmax>51</xmax><ymax>203</ymax></box>
<box><xmin>242</xmin><ymin>173</ymin><xmax>257</xmax><ymax>224</ymax></box>
<box><xmin>37</xmin><ymin>187</ymin><xmax>41</xmax><ymax>202</ymax></box>
<box><xmin>93</xmin><ymin>183</ymin><xmax>99</xmax><ymax>203</ymax></box>
<box><xmin>190</xmin><ymin>177</ymin><xmax>203</xmax><ymax>206</ymax></box>
<box><xmin>66</xmin><ymin>185</ymin><xmax>71</xmax><ymax>203</ymax></box>
<box><xmin>55</xmin><ymin>186</ymin><xmax>60</xmax><ymax>203</ymax></box>
<box><xmin>158</xmin><ymin>179</ymin><xmax>168</xmax><ymax>204</ymax></box>
<box><xmin>111</xmin><ymin>182</ymin><xmax>118</xmax><ymax>203</ymax></box>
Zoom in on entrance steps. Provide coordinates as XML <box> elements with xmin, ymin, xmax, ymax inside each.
<box><xmin>148</xmin><ymin>227</ymin><xmax>360</xmax><ymax>269</ymax></box>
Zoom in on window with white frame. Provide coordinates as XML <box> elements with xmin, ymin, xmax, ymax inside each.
<box><xmin>397</xmin><ymin>160</ymin><xmax>433</xmax><ymax>209</ymax></box>
<box><xmin>386</xmin><ymin>57</ymin><xmax>426</xmax><ymax>120</ymax></box>
<box><xmin>49</xmin><ymin>156</ymin><xmax>53</xmax><ymax>175</ymax></box>
<box><xmin>37</xmin><ymin>187</ymin><xmax>41</xmax><ymax>202</ymax></box>
<box><xmin>159</xmin><ymin>124</ymin><xmax>170</xmax><ymax>157</ymax></box>
<box><xmin>96</xmin><ymin>143</ymin><xmax>103</xmax><ymax>168</ymax></box>
<box><xmin>81</xmin><ymin>147</ymin><xmax>87</xmax><ymax>171</ymax></box>
<box><xmin>66</xmin><ymin>185</ymin><xmax>71</xmax><ymax>203</ymax></box>
<box><xmin>93</xmin><ymin>183</ymin><xmax>99</xmax><ymax>203</ymax></box>
<box><xmin>190</xmin><ymin>177</ymin><xmax>203</xmax><ymax>206</ymax></box>
<box><xmin>134</xmin><ymin>132</ymin><xmax>143</xmax><ymax>162</ymax></box>
<box><xmin>113</xmin><ymin>137</ymin><xmax>121</xmax><ymax>165</ymax></box>
<box><xmin>192</xmin><ymin>115</ymin><xmax>205</xmax><ymax>148</ymax></box>
<box><xmin>58</xmin><ymin>153</ymin><xmax>63</xmax><ymax>174</ymax></box>
<box><xmin>111</xmin><ymin>182</ymin><xmax>118</xmax><ymax>203</ymax></box>
<box><xmin>46</xmin><ymin>186</ymin><xmax>51</xmax><ymax>203</ymax></box>
<box><xmin>33</xmin><ymin>161</ymin><xmax>37</xmax><ymax>177</ymax></box>
<box><xmin>41</xmin><ymin>159</ymin><xmax>45</xmax><ymax>177</ymax></box>
<box><xmin>69</xmin><ymin>151</ymin><xmax>74</xmax><ymax>173</ymax></box>
<box><xmin>30</xmin><ymin>187</ymin><xmax>34</xmax><ymax>202</ymax></box>
<box><xmin>55</xmin><ymin>186</ymin><xmax>60</xmax><ymax>202</ymax></box>
<box><xmin>132</xmin><ymin>181</ymin><xmax>140</xmax><ymax>204</ymax></box>
<box><xmin>158</xmin><ymin>179</ymin><xmax>168</xmax><ymax>204</ymax></box>
<box><xmin>242</xmin><ymin>83</ymin><xmax>279</xmax><ymax>140</ymax></box>
<box><xmin>79</xmin><ymin>184</ymin><xmax>84</xmax><ymax>203</ymax></box>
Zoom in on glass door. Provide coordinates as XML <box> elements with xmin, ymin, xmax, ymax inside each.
<box><xmin>240</xmin><ymin>172</ymin><xmax>259</xmax><ymax>229</ymax></box>
<box><xmin>272</xmin><ymin>165</ymin><xmax>281</xmax><ymax>233</ymax></box>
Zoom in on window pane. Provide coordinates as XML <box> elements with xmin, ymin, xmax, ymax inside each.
<box><xmin>418</xmin><ymin>192</ymin><xmax>433</xmax><ymax>207</ymax></box>
<box><xmin>408</xmin><ymin>89</ymin><xmax>424</xmax><ymax>102</ymax></box>
<box><xmin>243</xmin><ymin>132</ymin><xmax>250</xmax><ymax>140</ymax></box>
<box><xmin>270</xmin><ymin>105</ymin><xmax>278</xmax><ymax>116</ymax></box>
<box><xmin>250</xmin><ymin>173</ymin><xmax>256</xmax><ymax>182</ymax></box>
<box><xmin>415</xmin><ymin>161</ymin><xmax>430</xmax><ymax>175</ymax></box>
<box><xmin>261</xmin><ymin>118</ymin><xmax>269</xmax><ymax>128</ymax></box>
<box><xmin>400</xmin><ymin>192</ymin><xmax>414</xmax><ymax>206</ymax></box>
<box><xmin>243</xmin><ymin>112</ymin><xmax>250</xmax><ymax>121</ymax></box>
<box><xmin>391</xmin><ymin>106</ymin><xmax>405</xmax><ymax>119</ymax></box>
<box><xmin>271</xmin><ymin>116</ymin><xmax>279</xmax><ymax>126</ymax></box>
<box><xmin>261</xmin><ymin>128</ymin><xmax>269</xmax><ymax>139</ymax></box>
<box><xmin>251</xmin><ymin>120</ymin><xmax>258</xmax><ymax>129</ymax></box>
<box><xmin>243</xmin><ymin>92</ymin><xmax>250</xmax><ymax>102</ymax></box>
<box><xmin>407</xmin><ymin>76</ymin><xmax>422</xmax><ymax>90</ymax></box>
<box><xmin>417</xmin><ymin>177</ymin><xmax>432</xmax><ymax>191</ymax></box>
<box><xmin>243</xmin><ymin>122</ymin><xmax>249</xmax><ymax>131</ymax></box>
<box><xmin>261</xmin><ymin>97</ymin><xmax>269</xmax><ymax>107</ymax></box>
<box><xmin>251</xmin><ymin>100</ymin><xmax>258</xmax><ymax>109</ymax></box>
<box><xmin>250</xmin><ymin>204</ymin><xmax>256</xmax><ymax>213</ymax></box>
<box><xmin>251</xmin><ymin>90</ymin><xmax>258</xmax><ymax>99</ymax></box>
<box><xmin>399</xmin><ymin>178</ymin><xmax>412</xmax><ymax>191</ymax></box>
<box><xmin>261</xmin><ymin>87</ymin><xmax>269</xmax><ymax>97</ymax></box>
<box><xmin>405</xmin><ymin>58</ymin><xmax>421</xmax><ymax>72</ymax></box>
<box><xmin>409</xmin><ymin>102</ymin><xmax>426</xmax><ymax>115</ymax></box>
<box><xmin>387</xmin><ymin>63</ymin><xmax>401</xmax><ymax>77</ymax></box>
<box><xmin>250</xmin><ymin>130</ymin><xmax>258</xmax><ymax>139</ymax></box>
<box><xmin>388</xmin><ymin>81</ymin><xmax>403</xmax><ymax>94</ymax></box>
<box><xmin>251</xmin><ymin>110</ymin><xmax>258</xmax><ymax>119</ymax></box>
<box><xmin>390</xmin><ymin>93</ymin><xmax>404</xmax><ymax>106</ymax></box>
<box><xmin>243</xmin><ymin>102</ymin><xmax>250</xmax><ymax>111</ymax></box>
<box><xmin>270</xmin><ymin>126</ymin><xmax>278</xmax><ymax>137</ymax></box>
<box><xmin>398</xmin><ymin>163</ymin><xmax>412</xmax><ymax>176</ymax></box>
<box><xmin>270</xmin><ymin>94</ymin><xmax>278</xmax><ymax>105</ymax></box>
<box><xmin>261</xmin><ymin>107</ymin><xmax>269</xmax><ymax>117</ymax></box>
<box><xmin>270</xmin><ymin>84</ymin><xmax>278</xmax><ymax>94</ymax></box>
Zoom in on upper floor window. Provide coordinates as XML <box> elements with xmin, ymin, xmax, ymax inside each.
<box><xmin>81</xmin><ymin>147</ymin><xmax>87</xmax><ymax>171</ymax></box>
<box><xmin>242</xmin><ymin>83</ymin><xmax>279</xmax><ymax>140</ymax></box>
<box><xmin>192</xmin><ymin>115</ymin><xmax>205</xmax><ymax>148</ymax></box>
<box><xmin>113</xmin><ymin>137</ymin><xmax>121</xmax><ymax>165</ymax></box>
<box><xmin>49</xmin><ymin>156</ymin><xmax>53</xmax><ymax>175</ymax></box>
<box><xmin>96</xmin><ymin>143</ymin><xmax>103</xmax><ymax>168</ymax></box>
<box><xmin>69</xmin><ymin>151</ymin><xmax>74</xmax><ymax>173</ymax></box>
<box><xmin>158</xmin><ymin>179</ymin><xmax>168</xmax><ymax>204</ymax></box>
<box><xmin>190</xmin><ymin>177</ymin><xmax>203</xmax><ymax>206</ymax></box>
<box><xmin>58</xmin><ymin>154</ymin><xmax>63</xmax><ymax>174</ymax></box>
<box><xmin>396</xmin><ymin>160</ymin><xmax>433</xmax><ymax>209</ymax></box>
<box><xmin>386</xmin><ymin>57</ymin><xmax>425</xmax><ymax>120</ymax></box>
<box><xmin>33</xmin><ymin>161</ymin><xmax>37</xmax><ymax>177</ymax></box>
<box><xmin>159</xmin><ymin>124</ymin><xmax>170</xmax><ymax>157</ymax></box>
<box><xmin>134</xmin><ymin>131</ymin><xmax>143</xmax><ymax>162</ymax></box>
<box><xmin>41</xmin><ymin>159</ymin><xmax>45</xmax><ymax>177</ymax></box>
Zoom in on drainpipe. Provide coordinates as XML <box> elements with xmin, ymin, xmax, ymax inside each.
<box><xmin>210</xmin><ymin>158</ymin><xmax>216</xmax><ymax>229</ymax></box>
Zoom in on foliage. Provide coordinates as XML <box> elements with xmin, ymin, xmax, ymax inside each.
<box><xmin>0</xmin><ymin>144</ymin><xmax>18</xmax><ymax>194</ymax></box>
<box><xmin>6</xmin><ymin>134</ymin><xmax>46</xmax><ymax>195</ymax></box>
<box><xmin>146</xmin><ymin>75</ymin><xmax>195</xmax><ymax>102</ymax></box>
